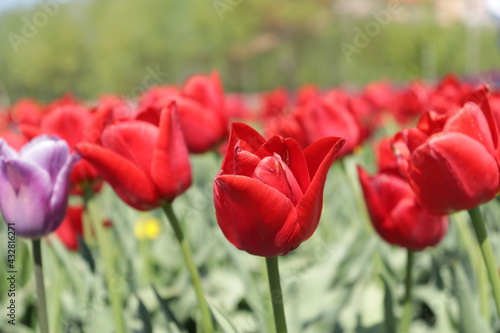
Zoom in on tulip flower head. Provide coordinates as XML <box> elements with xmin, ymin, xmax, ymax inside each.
<box><xmin>77</xmin><ymin>102</ymin><xmax>192</xmax><ymax>211</ymax></box>
<box><xmin>0</xmin><ymin>136</ymin><xmax>80</xmax><ymax>238</ymax></box>
<box><xmin>392</xmin><ymin>87</ymin><xmax>500</xmax><ymax>215</ymax></box>
<box><xmin>214</xmin><ymin>123</ymin><xmax>346</xmax><ymax>257</ymax></box>
<box><xmin>138</xmin><ymin>71</ymin><xmax>228</xmax><ymax>153</ymax></box>
<box><xmin>358</xmin><ymin>166</ymin><xmax>448</xmax><ymax>251</ymax></box>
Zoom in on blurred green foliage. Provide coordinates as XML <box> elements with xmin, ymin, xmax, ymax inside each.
<box><xmin>0</xmin><ymin>0</ymin><xmax>499</xmax><ymax>102</ymax></box>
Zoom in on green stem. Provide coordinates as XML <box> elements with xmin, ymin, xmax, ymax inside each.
<box><xmin>468</xmin><ymin>206</ymin><xmax>500</xmax><ymax>318</ymax></box>
<box><xmin>265</xmin><ymin>256</ymin><xmax>288</xmax><ymax>333</ymax></box>
<box><xmin>161</xmin><ymin>203</ymin><xmax>213</xmax><ymax>333</ymax></box>
<box><xmin>86</xmin><ymin>195</ymin><xmax>126</xmax><ymax>333</ymax></box>
<box><xmin>32</xmin><ymin>239</ymin><xmax>49</xmax><ymax>333</ymax></box>
<box><xmin>400</xmin><ymin>250</ymin><xmax>414</xmax><ymax>333</ymax></box>
<box><xmin>82</xmin><ymin>184</ymin><xmax>94</xmax><ymax>245</ymax></box>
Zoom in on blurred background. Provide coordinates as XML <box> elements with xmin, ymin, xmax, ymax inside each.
<box><xmin>0</xmin><ymin>0</ymin><xmax>498</xmax><ymax>103</ymax></box>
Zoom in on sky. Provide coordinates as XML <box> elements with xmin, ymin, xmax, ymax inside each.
<box><xmin>0</xmin><ymin>0</ymin><xmax>39</xmax><ymax>13</ymax></box>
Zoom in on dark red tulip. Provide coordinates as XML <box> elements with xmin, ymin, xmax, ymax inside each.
<box><xmin>392</xmin><ymin>87</ymin><xmax>500</xmax><ymax>215</ymax></box>
<box><xmin>358</xmin><ymin>166</ymin><xmax>448</xmax><ymax>251</ymax></box>
<box><xmin>76</xmin><ymin>102</ymin><xmax>191</xmax><ymax>211</ymax></box>
<box><xmin>213</xmin><ymin>123</ymin><xmax>346</xmax><ymax>257</ymax></box>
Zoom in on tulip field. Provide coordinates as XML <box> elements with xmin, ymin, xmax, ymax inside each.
<box><xmin>2</xmin><ymin>73</ymin><xmax>500</xmax><ymax>333</ymax></box>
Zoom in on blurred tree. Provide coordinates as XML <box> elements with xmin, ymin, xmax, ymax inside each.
<box><xmin>0</xmin><ymin>0</ymin><xmax>498</xmax><ymax>103</ymax></box>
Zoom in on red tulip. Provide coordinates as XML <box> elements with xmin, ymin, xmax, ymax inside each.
<box><xmin>138</xmin><ymin>72</ymin><xmax>228</xmax><ymax>153</ymax></box>
<box><xmin>213</xmin><ymin>123</ymin><xmax>346</xmax><ymax>257</ymax></box>
<box><xmin>428</xmin><ymin>75</ymin><xmax>472</xmax><ymax>114</ymax></box>
<box><xmin>361</xmin><ymin>80</ymin><xmax>393</xmax><ymax>111</ymax></box>
<box><xmin>264</xmin><ymin>114</ymin><xmax>309</xmax><ymax>149</ymax></box>
<box><xmin>390</xmin><ymin>81</ymin><xmax>430</xmax><ymax>124</ymax></box>
<box><xmin>392</xmin><ymin>87</ymin><xmax>500</xmax><ymax>215</ymax></box>
<box><xmin>19</xmin><ymin>104</ymin><xmax>101</xmax><ymax>194</ymax></box>
<box><xmin>261</xmin><ymin>87</ymin><xmax>289</xmax><ymax>119</ymax></box>
<box><xmin>180</xmin><ymin>71</ymin><xmax>228</xmax><ymax>152</ymax></box>
<box><xmin>296</xmin><ymin>84</ymin><xmax>320</xmax><ymax>106</ymax></box>
<box><xmin>8</xmin><ymin>98</ymin><xmax>44</xmax><ymax>126</ymax></box>
<box><xmin>76</xmin><ymin>102</ymin><xmax>191</xmax><ymax>211</ymax></box>
<box><xmin>55</xmin><ymin>206</ymin><xmax>84</xmax><ymax>251</ymax></box>
<box><xmin>375</xmin><ymin>137</ymin><xmax>399</xmax><ymax>176</ymax></box>
<box><xmin>358</xmin><ymin>166</ymin><xmax>448</xmax><ymax>250</ymax></box>
<box><xmin>0</xmin><ymin>130</ymin><xmax>28</xmax><ymax>151</ymax></box>
<box><xmin>296</xmin><ymin>93</ymin><xmax>362</xmax><ymax>156</ymax></box>
<box><xmin>55</xmin><ymin>206</ymin><xmax>113</xmax><ymax>250</ymax></box>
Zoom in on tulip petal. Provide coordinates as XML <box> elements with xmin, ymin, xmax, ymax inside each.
<box><xmin>416</xmin><ymin>111</ymin><xmax>448</xmax><ymax>136</ymax></box>
<box><xmin>176</xmin><ymin>97</ymin><xmax>226</xmax><ymax>153</ymax></box>
<box><xmin>136</xmin><ymin>107</ymin><xmax>162</xmax><ymax>125</ymax></box>
<box><xmin>0</xmin><ymin>159</ymin><xmax>51</xmax><ymax>238</ymax></box>
<box><xmin>303</xmin><ymin>136</ymin><xmax>346</xmax><ymax>178</ymax></box>
<box><xmin>21</xmin><ymin>136</ymin><xmax>69</xmax><ymax>182</ymax></box>
<box><xmin>0</xmin><ymin>139</ymin><xmax>19</xmax><ymax>160</ymax></box>
<box><xmin>283</xmin><ymin>138</ymin><xmax>310</xmax><ymax>193</ymax></box>
<box><xmin>254</xmin><ymin>136</ymin><xmax>286</xmax><ymax>159</ymax></box>
<box><xmin>464</xmin><ymin>85</ymin><xmax>499</xmax><ymax>146</ymax></box>
<box><xmin>252</xmin><ymin>154</ymin><xmax>303</xmax><ymax>205</ymax></box>
<box><xmin>214</xmin><ymin>175</ymin><xmax>298</xmax><ymax>257</ymax></box>
<box><xmin>297</xmin><ymin>137</ymin><xmax>346</xmax><ymax>239</ymax></box>
<box><xmin>233</xmin><ymin>147</ymin><xmax>260</xmax><ymax>176</ymax></box>
<box><xmin>443</xmin><ymin>102</ymin><xmax>496</xmax><ymax>157</ymax></box>
<box><xmin>221</xmin><ymin>123</ymin><xmax>266</xmax><ymax>174</ymax></box>
<box><xmin>48</xmin><ymin>153</ymin><xmax>81</xmax><ymax>232</ymax></box>
<box><xmin>358</xmin><ymin>168</ymin><xmax>416</xmax><ymax>244</ymax></box>
<box><xmin>41</xmin><ymin>106</ymin><xmax>91</xmax><ymax>148</ymax></box>
<box><xmin>76</xmin><ymin>143</ymin><xmax>159</xmax><ymax>210</ymax></box>
<box><xmin>18</xmin><ymin>123</ymin><xmax>42</xmax><ymax>140</ymax></box>
<box><xmin>409</xmin><ymin>132</ymin><xmax>499</xmax><ymax>215</ymax></box>
<box><xmin>400</xmin><ymin>127</ymin><xmax>429</xmax><ymax>155</ymax></box>
<box><xmin>101</xmin><ymin>121</ymin><xmax>158</xmax><ymax>176</ymax></box>
<box><xmin>151</xmin><ymin>103</ymin><xmax>192</xmax><ymax>201</ymax></box>
<box><xmin>182</xmin><ymin>71</ymin><xmax>225</xmax><ymax>113</ymax></box>
<box><xmin>390</xmin><ymin>198</ymin><xmax>448</xmax><ymax>250</ymax></box>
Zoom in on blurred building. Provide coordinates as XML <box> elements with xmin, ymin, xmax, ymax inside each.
<box><xmin>333</xmin><ymin>0</ymin><xmax>495</xmax><ymax>26</ymax></box>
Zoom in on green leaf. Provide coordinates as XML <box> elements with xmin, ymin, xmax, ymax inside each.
<box><xmin>379</xmin><ymin>273</ymin><xmax>396</xmax><ymax>333</ymax></box>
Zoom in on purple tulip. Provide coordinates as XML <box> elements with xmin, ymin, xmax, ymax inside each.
<box><xmin>0</xmin><ymin>136</ymin><xmax>80</xmax><ymax>238</ymax></box>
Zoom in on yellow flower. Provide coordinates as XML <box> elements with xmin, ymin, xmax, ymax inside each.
<box><xmin>134</xmin><ymin>217</ymin><xmax>161</xmax><ymax>240</ymax></box>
